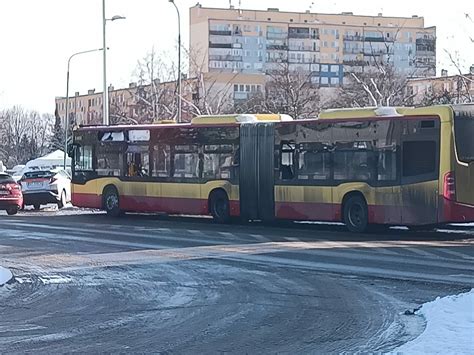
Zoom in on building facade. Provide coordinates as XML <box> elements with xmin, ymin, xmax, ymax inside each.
<box><xmin>407</xmin><ymin>67</ymin><xmax>474</xmax><ymax>105</ymax></box>
<box><xmin>190</xmin><ymin>5</ymin><xmax>436</xmax><ymax>91</ymax></box>
<box><xmin>55</xmin><ymin>79</ymin><xmax>197</xmax><ymax>126</ymax></box>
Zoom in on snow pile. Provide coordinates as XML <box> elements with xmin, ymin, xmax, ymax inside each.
<box><xmin>0</xmin><ymin>266</ymin><xmax>13</xmax><ymax>286</ymax></box>
<box><xmin>395</xmin><ymin>289</ymin><xmax>474</xmax><ymax>354</ymax></box>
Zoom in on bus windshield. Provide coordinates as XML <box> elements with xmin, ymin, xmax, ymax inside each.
<box><xmin>454</xmin><ymin>113</ymin><xmax>474</xmax><ymax>163</ymax></box>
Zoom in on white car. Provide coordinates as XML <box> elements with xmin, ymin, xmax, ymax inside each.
<box><xmin>20</xmin><ymin>169</ymin><xmax>71</xmax><ymax>210</ymax></box>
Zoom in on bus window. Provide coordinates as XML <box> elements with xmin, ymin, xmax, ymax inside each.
<box><xmin>454</xmin><ymin>114</ymin><xmax>474</xmax><ymax>163</ymax></box>
<box><xmin>377</xmin><ymin>148</ymin><xmax>398</xmax><ymax>181</ymax></box>
<box><xmin>203</xmin><ymin>144</ymin><xmax>234</xmax><ymax>180</ymax></box>
<box><xmin>402</xmin><ymin>141</ymin><xmax>436</xmax><ymax>177</ymax></box>
<box><xmin>126</xmin><ymin>145</ymin><xmax>149</xmax><ymax>177</ymax></box>
<box><xmin>173</xmin><ymin>145</ymin><xmax>199</xmax><ymax>179</ymax></box>
<box><xmin>334</xmin><ymin>142</ymin><xmax>375</xmax><ymax>181</ymax></box>
<box><xmin>75</xmin><ymin>145</ymin><xmax>93</xmax><ymax>171</ymax></box>
<box><xmin>152</xmin><ymin>145</ymin><xmax>171</xmax><ymax>178</ymax></box>
<box><xmin>280</xmin><ymin>142</ymin><xmax>296</xmax><ymax>180</ymax></box>
<box><xmin>97</xmin><ymin>145</ymin><xmax>123</xmax><ymax>176</ymax></box>
<box><xmin>298</xmin><ymin>143</ymin><xmax>331</xmax><ymax>180</ymax></box>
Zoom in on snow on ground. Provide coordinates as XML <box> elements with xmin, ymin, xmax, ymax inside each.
<box><xmin>0</xmin><ymin>266</ymin><xmax>13</xmax><ymax>286</ymax></box>
<box><xmin>395</xmin><ymin>289</ymin><xmax>474</xmax><ymax>354</ymax></box>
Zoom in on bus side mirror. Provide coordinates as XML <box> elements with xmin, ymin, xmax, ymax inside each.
<box><xmin>67</xmin><ymin>144</ymin><xmax>77</xmax><ymax>158</ymax></box>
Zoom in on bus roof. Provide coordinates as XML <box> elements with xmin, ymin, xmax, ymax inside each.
<box><xmin>318</xmin><ymin>105</ymin><xmax>455</xmax><ymax>123</ymax></box>
<box><xmin>191</xmin><ymin>113</ymin><xmax>293</xmax><ymax>124</ymax></box>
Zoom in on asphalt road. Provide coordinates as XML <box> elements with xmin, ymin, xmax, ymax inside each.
<box><xmin>0</xmin><ymin>208</ymin><xmax>473</xmax><ymax>353</ymax></box>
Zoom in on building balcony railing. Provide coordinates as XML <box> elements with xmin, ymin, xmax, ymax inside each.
<box><xmin>416</xmin><ymin>37</ymin><xmax>436</xmax><ymax>44</ymax></box>
<box><xmin>289</xmin><ymin>45</ymin><xmax>317</xmax><ymax>51</ymax></box>
<box><xmin>343</xmin><ymin>35</ymin><xmax>364</xmax><ymax>41</ymax></box>
<box><xmin>209</xmin><ymin>42</ymin><xmax>232</xmax><ymax>49</ymax></box>
<box><xmin>343</xmin><ymin>48</ymin><xmax>362</xmax><ymax>54</ymax></box>
<box><xmin>267</xmin><ymin>44</ymin><xmax>288</xmax><ymax>50</ymax></box>
<box><xmin>267</xmin><ymin>32</ymin><xmax>288</xmax><ymax>39</ymax></box>
<box><xmin>288</xmin><ymin>33</ymin><xmax>310</xmax><ymax>39</ymax></box>
<box><xmin>209</xmin><ymin>55</ymin><xmax>243</xmax><ymax>61</ymax></box>
<box><xmin>209</xmin><ymin>30</ymin><xmax>232</xmax><ymax>36</ymax></box>
<box><xmin>343</xmin><ymin>60</ymin><xmax>367</xmax><ymax>66</ymax></box>
<box><xmin>364</xmin><ymin>36</ymin><xmax>388</xmax><ymax>42</ymax></box>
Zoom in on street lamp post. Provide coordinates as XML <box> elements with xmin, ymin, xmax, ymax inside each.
<box><xmin>102</xmin><ymin>0</ymin><xmax>125</xmax><ymax>125</ymax></box>
<box><xmin>169</xmin><ymin>0</ymin><xmax>182</xmax><ymax>123</ymax></box>
<box><xmin>64</xmin><ymin>48</ymin><xmax>104</xmax><ymax>169</ymax></box>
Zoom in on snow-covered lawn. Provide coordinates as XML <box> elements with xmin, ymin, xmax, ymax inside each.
<box><xmin>395</xmin><ymin>289</ymin><xmax>474</xmax><ymax>354</ymax></box>
<box><xmin>0</xmin><ymin>266</ymin><xmax>13</xmax><ymax>286</ymax></box>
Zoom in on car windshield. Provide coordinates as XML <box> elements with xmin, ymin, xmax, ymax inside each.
<box><xmin>0</xmin><ymin>175</ymin><xmax>15</xmax><ymax>184</ymax></box>
<box><xmin>23</xmin><ymin>171</ymin><xmax>54</xmax><ymax>179</ymax></box>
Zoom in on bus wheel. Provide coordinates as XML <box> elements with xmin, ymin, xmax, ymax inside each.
<box><xmin>210</xmin><ymin>190</ymin><xmax>231</xmax><ymax>224</ymax></box>
<box><xmin>343</xmin><ymin>195</ymin><xmax>368</xmax><ymax>233</ymax></box>
<box><xmin>103</xmin><ymin>187</ymin><xmax>121</xmax><ymax>217</ymax></box>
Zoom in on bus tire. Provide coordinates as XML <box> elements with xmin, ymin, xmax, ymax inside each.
<box><xmin>209</xmin><ymin>190</ymin><xmax>231</xmax><ymax>224</ymax></box>
<box><xmin>103</xmin><ymin>186</ymin><xmax>122</xmax><ymax>217</ymax></box>
<box><xmin>343</xmin><ymin>194</ymin><xmax>369</xmax><ymax>233</ymax></box>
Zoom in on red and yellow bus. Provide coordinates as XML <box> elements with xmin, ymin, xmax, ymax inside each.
<box><xmin>69</xmin><ymin>105</ymin><xmax>474</xmax><ymax>232</ymax></box>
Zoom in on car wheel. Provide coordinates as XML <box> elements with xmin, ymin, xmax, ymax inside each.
<box><xmin>58</xmin><ymin>190</ymin><xmax>67</xmax><ymax>209</ymax></box>
<box><xmin>6</xmin><ymin>208</ymin><xmax>18</xmax><ymax>216</ymax></box>
<box><xmin>103</xmin><ymin>187</ymin><xmax>121</xmax><ymax>217</ymax></box>
<box><xmin>33</xmin><ymin>204</ymin><xmax>41</xmax><ymax>210</ymax></box>
<box><xmin>210</xmin><ymin>190</ymin><xmax>231</xmax><ymax>224</ymax></box>
<box><xmin>343</xmin><ymin>195</ymin><xmax>369</xmax><ymax>233</ymax></box>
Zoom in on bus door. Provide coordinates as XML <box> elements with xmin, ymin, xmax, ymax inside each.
<box><xmin>453</xmin><ymin>106</ymin><xmax>474</xmax><ymax>207</ymax></box>
<box><xmin>239</xmin><ymin>123</ymin><xmax>275</xmax><ymax>222</ymax></box>
<box><xmin>400</xmin><ymin>119</ymin><xmax>441</xmax><ymax>225</ymax></box>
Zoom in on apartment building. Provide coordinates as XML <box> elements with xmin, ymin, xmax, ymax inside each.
<box><xmin>190</xmin><ymin>4</ymin><xmax>436</xmax><ymax>102</ymax></box>
<box><xmin>55</xmin><ymin>79</ymin><xmax>197</xmax><ymax>126</ymax></box>
<box><xmin>407</xmin><ymin>66</ymin><xmax>474</xmax><ymax>105</ymax></box>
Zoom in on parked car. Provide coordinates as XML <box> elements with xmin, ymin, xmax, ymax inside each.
<box><xmin>6</xmin><ymin>164</ymin><xmax>26</xmax><ymax>182</ymax></box>
<box><xmin>20</xmin><ymin>169</ymin><xmax>71</xmax><ymax>210</ymax></box>
<box><xmin>0</xmin><ymin>173</ymin><xmax>23</xmax><ymax>215</ymax></box>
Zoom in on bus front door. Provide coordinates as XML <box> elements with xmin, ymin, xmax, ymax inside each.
<box><xmin>239</xmin><ymin>123</ymin><xmax>275</xmax><ymax>222</ymax></box>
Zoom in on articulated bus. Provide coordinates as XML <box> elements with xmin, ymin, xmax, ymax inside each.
<box><xmin>69</xmin><ymin>105</ymin><xmax>474</xmax><ymax>232</ymax></box>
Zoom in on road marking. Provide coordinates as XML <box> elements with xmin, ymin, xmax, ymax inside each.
<box><xmin>401</xmin><ymin>247</ymin><xmax>441</xmax><ymax>258</ymax></box>
<box><xmin>434</xmin><ymin>248</ymin><xmax>474</xmax><ymax>260</ymax></box>
<box><xmin>218</xmin><ymin>232</ymin><xmax>235</xmax><ymax>238</ymax></box>
<box><xmin>5</xmin><ymin>242</ymin><xmax>471</xmax><ymax>286</ymax></box>
<box><xmin>0</xmin><ymin>222</ymin><xmax>234</xmax><ymax>246</ymax></box>
<box><xmin>250</xmin><ymin>234</ymin><xmax>271</xmax><ymax>242</ymax></box>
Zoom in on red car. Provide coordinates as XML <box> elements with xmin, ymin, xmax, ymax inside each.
<box><xmin>0</xmin><ymin>173</ymin><xmax>23</xmax><ymax>215</ymax></box>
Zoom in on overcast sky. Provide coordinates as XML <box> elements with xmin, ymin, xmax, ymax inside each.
<box><xmin>0</xmin><ymin>0</ymin><xmax>472</xmax><ymax>114</ymax></box>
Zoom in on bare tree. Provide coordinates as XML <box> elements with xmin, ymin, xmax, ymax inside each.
<box><xmin>0</xmin><ymin>107</ymin><xmax>53</xmax><ymax>166</ymax></box>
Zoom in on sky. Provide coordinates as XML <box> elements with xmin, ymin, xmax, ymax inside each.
<box><xmin>0</xmin><ymin>0</ymin><xmax>472</xmax><ymax>114</ymax></box>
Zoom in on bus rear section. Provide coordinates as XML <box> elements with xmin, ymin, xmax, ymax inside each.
<box><xmin>441</xmin><ymin>105</ymin><xmax>474</xmax><ymax>223</ymax></box>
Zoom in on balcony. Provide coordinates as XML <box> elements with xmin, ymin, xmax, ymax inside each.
<box><xmin>364</xmin><ymin>36</ymin><xmax>386</xmax><ymax>42</ymax></box>
<box><xmin>289</xmin><ymin>45</ymin><xmax>315</xmax><ymax>51</ymax></box>
<box><xmin>343</xmin><ymin>60</ymin><xmax>366</xmax><ymax>66</ymax></box>
<box><xmin>343</xmin><ymin>35</ymin><xmax>364</xmax><ymax>41</ymax></box>
<box><xmin>288</xmin><ymin>32</ymin><xmax>310</xmax><ymax>39</ymax></box>
<box><xmin>267</xmin><ymin>44</ymin><xmax>288</xmax><ymax>50</ymax></box>
<box><xmin>209</xmin><ymin>42</ymin><xmax>232</xmax><ymax>49</ymax></box>
<box><xmin>209</xmin><ymin>30</ymin><xmax>232</xmax><ymax>36</ymax></box>
<box><xmin>267</xmin><ymin>32</ymin><xmax>288</xmax><ymax>40</ymax></box>
<box><xmin>209</xmin><ymin>55</ymin><xmax>243</xmax><ymax>61</ymax></box>
<box><xmin>343</xmin><ymin>48</ymin><xmax>361</xmax><ymax>54</ymax></box>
